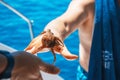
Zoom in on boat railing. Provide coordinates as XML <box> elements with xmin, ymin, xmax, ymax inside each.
<box><xmin>0</xmin><ymin>0</ymin><xmax>34</xmax><ymax>40</ymax></box>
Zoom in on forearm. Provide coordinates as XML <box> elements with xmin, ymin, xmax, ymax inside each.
<box><xmin>44</xmin><ymin>13</ymin><xmax>86</xmax><ymax>41</ymax></box>
<box><xmin>44</xmin><ymin>18</ymin><xmax>70</xmax><ymax>40</ymax></box>
<box><xmin>0</xmin><ymin>54</ymin><xmax>7</xmax><ymax>74</ymax></box>
<box><xmin>44</xmin><ymin>0</ymin><xmax>88</xmax><ymax>40</ymax></box>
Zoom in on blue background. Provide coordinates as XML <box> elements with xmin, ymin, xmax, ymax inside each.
<box><xmin>0</xmin><ymin>0</ymin><xmax>79</xmax><ymax>79</ymax></box>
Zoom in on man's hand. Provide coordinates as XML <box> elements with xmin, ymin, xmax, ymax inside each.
<box><xmin>25</xmin><ymin>29</ymin><xmax>78</xmax><ymax>61</ymax></box>
<box><xmin>11</xmin><ymin>51</ymin><xmax>60</xmax><ymax>80</ymax></box>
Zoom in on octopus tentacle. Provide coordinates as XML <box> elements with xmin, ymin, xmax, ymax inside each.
<box><xmin>51</xmin><ymin>48</ymin><xmax>56</xmax><ymax>64</ymax></box>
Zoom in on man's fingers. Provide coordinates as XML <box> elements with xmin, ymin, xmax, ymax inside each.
<box><xmin>39</xmin><ymin>62</ymin><xmax>60</xmax><ymax>74</ymax></box>
<box><xmin>24</xmin><ymin>39</ymin><xmax>37</xmax><ymax>53</ymax></box>
<box><xmin>61</xmin><ymin>51</ymin><xmax>78</xmax><ymax>60</ymax></box>
<box><xmin>25</xmin><ymin>47</ymin><xmax>38</xmax><ymax>54</ymax></box>
<box><xmin>25</xmin><ymin>42</ymin><xmax>34</xmax><ymax>51</ymax></box>
<box><xmin>53</xmin><ymin>45</ymin><xmax>78</xmax><ymax>60</ymax></box>
<box><xmin>25</xmin><ymin>46</ymin><xmax>31</xmax><ymax>51</ymax></box>
<box><xmin>25</xmin><ymin>39</ymin><xmax>43</xmax><ymax>54</ymax></box>
<box><xmin>11</xmin><ymin>73</ymin><xmax>43</xmax><ymax>80</ymax></box>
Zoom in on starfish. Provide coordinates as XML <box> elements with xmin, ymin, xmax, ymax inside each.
<box><xmin>25</xmin><ymin>29</ymin><xmax>78</xmax><ymax>63</ymax></box>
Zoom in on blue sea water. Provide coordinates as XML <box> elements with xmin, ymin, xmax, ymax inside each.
<box><xmin>0</xmin><ymin>0</ymin><xmax>79</xmax><ymax>80</ymax></box>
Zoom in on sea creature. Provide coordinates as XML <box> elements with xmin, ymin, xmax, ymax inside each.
<box><xmin>25</xmin><ymin>29</ymin><xmax>78</xmax><ymax>63</ymax></box>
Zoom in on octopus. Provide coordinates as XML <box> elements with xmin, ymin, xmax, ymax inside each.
<box><xmin>25</xmin><ymin>29</ymin><xmax>78</xmax><ymax>64</ymax></box>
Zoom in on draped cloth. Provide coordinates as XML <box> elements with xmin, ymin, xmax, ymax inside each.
<box><xmin>88</xmin><ymin>0</ymin><xmax>120</xmax><ymax>80</ymax></box>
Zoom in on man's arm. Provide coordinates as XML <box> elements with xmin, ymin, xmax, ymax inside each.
<box><xmin>44</xmin><ymin>0</ymin><xmax>93</xmax><ymax>40</ymax></box>
<box><xmin>24</xmin><ymin>0</ymin><xmax>94</xmax><ymax>59</ymax></box>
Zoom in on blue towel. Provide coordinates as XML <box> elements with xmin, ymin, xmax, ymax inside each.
<box><xmin>88</xmin><ymin>0</ymin><xmax>120</xmax><ymax>80</ymax></box>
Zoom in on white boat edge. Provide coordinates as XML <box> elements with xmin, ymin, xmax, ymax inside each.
<box><xmin>0</xmin><ymin>42</ymin><xmax>64</xmax><ymax>80</ymax></box>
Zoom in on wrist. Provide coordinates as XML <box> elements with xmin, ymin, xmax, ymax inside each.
<box><xmin>44</xmin><ymin>29</ymin><xmax>63</xmax><ymax>40</ymax></box>
<box><xmin>0</xmin><ymin>50</ymin><xmax>14</xmax><ymax>79</ymax></box>
<box><xmin>44</xmin><ymin>19</ymin><xmax>65</xmax><ymax>40</ymax></box>
<box><xmin>0</xmin><ymin>54</ymin><xmax>8</xmax><ymax>74</ymax></box>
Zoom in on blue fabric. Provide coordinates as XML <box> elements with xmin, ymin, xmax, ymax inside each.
<box><xmin>0</xmin><ymin>50</ymin><xmax>14</xmax><ymax>79</ymax></box>
<box><xmin>88</xmin><ymin>0</ymin><xmax>120</xmax><ymax>80</ymax></box>
<box><xmin>77</xmin><ymin>65</ymin><xmax>88</xmax><ymax>80</ymax></box>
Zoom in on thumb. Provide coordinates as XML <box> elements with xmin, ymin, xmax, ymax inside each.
<box><xmin>24</xmin><ymin>35</ymin><xmax>44</xmax><ymax>54</ymax></box>
<box><xmin>53</xmin><ymin>45</ymin><xmax>78</xmax><ymax>60</ymax></box>
<box><xmin>61</xmin><ymin>45</ymin><xmax>78</xmax><ymax>60</ymax></box>
<box><xmin>39</xmin><ymin>62</ymin><xmax>60</xmax><ymax>74</ymax></box>
<box><xmin>25</xmin><ymin>46</ymin><xmax>38</xmax><ymax>54</ymax></box>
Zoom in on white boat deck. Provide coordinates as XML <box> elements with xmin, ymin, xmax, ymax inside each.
<box><xmin>0</xmin><ymin>42</ymin><xmax>63</xmax><ymax>80</ymax></box>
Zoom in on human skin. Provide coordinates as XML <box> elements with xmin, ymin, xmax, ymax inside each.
<box><xmin>0</xmin><ymin>54</ymin><xmax>8</xmax><ymax>74</ymax></box>
<box><xmin>0</xmin><ymin>51</ymin><xmax>60</xmax><ymax>80</ymax></box>
<box><xmin>1</xmin><ymin>0</ymin><xmax>119</xmax><ymax>79</ymax></box>
<box><xmin>25</xmin><ymin>0</ymin><xmax>95</xmax><ymax>72</ymax></box>
<box><xmin>44</xmin><ymin>0</ymin><xmax>95</xmax><ymax>72</ymax></box>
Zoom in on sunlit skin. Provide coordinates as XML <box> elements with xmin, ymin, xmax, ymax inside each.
<box><xmin>0</xmin><ymin>0</ymin><xmax>119</xmax><ymax>80</ymax></box>
<box><xmin>25</xmin><ymin>29</ymin><xmax>78</xmax><ymax>64</ymax></box>
<box><xmin>11</xmin><ymin>51</ymin><xmax>60</xmax><ymax>80</ymax></box>
<box><xmin>25</xmin><ymin>0</ymin><xmax>94</xmax><ymax>72</ymax></box>
<box><xmin>25</xmin><ymin>0</ymin><xmax>120</xmax><ymax>72</ymax></box>
<box><xmin>0</xmin><ymin>51</ymin><xmax>60</xmax><ymax>80</ymax></box>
